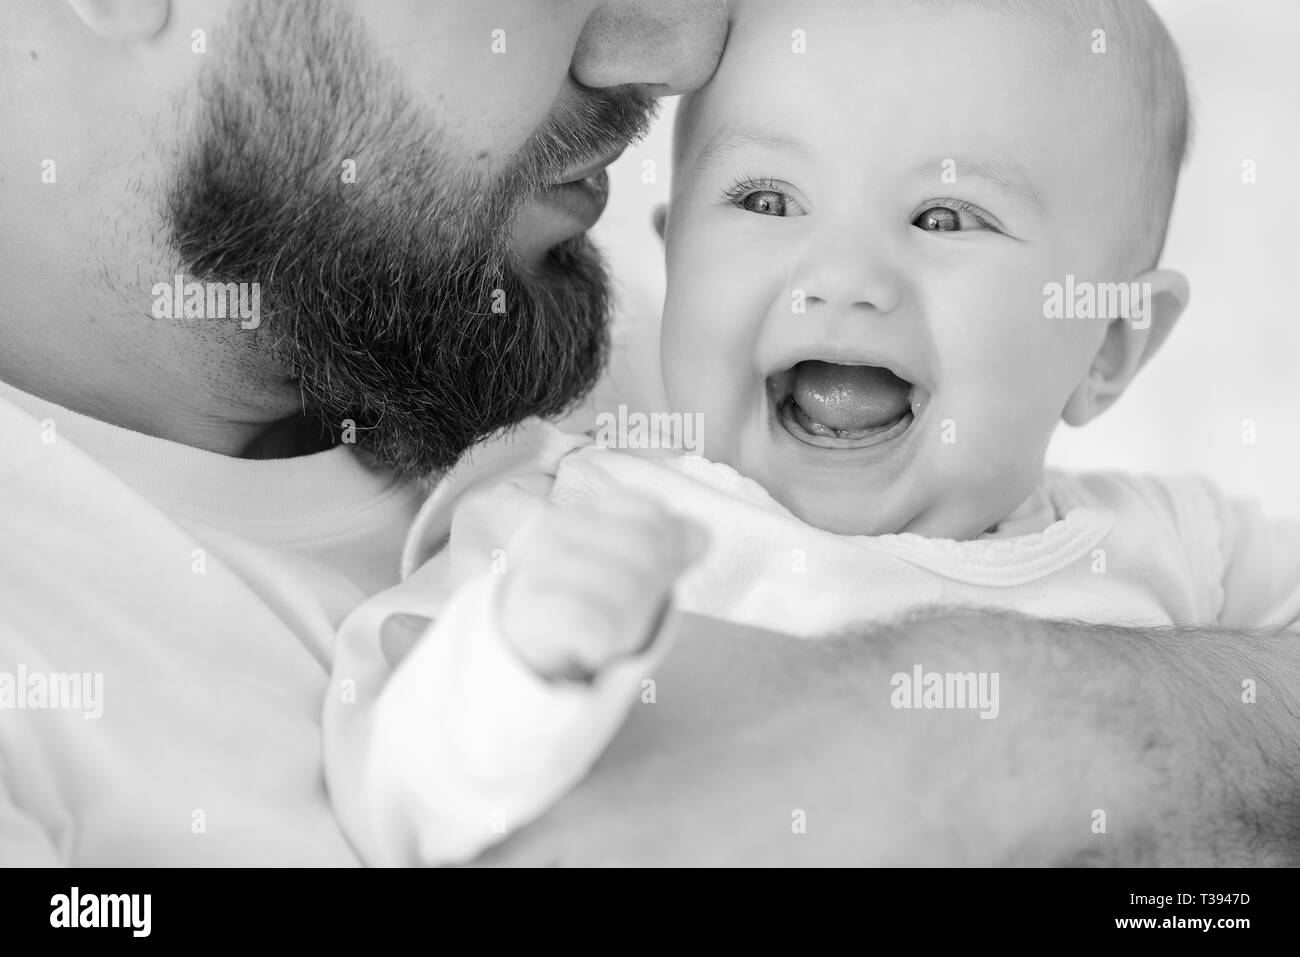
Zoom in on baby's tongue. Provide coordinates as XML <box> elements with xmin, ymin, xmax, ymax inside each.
<box><xmin>791</xmin><ymin>361</ymin><xmax>912</xmax><ymax>432</ymax></box>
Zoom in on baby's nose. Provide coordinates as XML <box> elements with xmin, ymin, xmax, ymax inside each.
<box><xmin>792</xmin><ymin>251</ymin><xmax>905</xmax><ymax>316</ymax></box>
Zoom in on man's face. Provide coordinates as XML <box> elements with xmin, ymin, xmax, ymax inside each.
<box><xmin>168</xmin><ymin>0</ymin><xmax>726</xmax><ymax>473</ymax></box>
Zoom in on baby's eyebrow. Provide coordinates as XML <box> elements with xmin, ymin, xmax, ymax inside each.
<box><xmin>693</xmin><ymin>122</ymin><xmax>814</xmax><ymax>171</ymax></box>
<box><xmin>913</xmin><ymin>157</ymin><xmax>1048</xmax><ymax>216</ymax></box>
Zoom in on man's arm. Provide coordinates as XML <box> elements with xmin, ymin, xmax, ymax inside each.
<box><xmin>472</xmin><ymin>610</ymin><xmax>1300</xmax><ymax>866</ymax></box>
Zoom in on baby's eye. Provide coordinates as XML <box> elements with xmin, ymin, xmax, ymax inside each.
<box><xmin>742</xmin><ymin>190</ymin><xmax>795</xmax><ymax>216</ymax></box>
<box><xmin>912</xmin><ymin>202</ymin><xmax>997</xmax><ymax>233</ymax></box>
<box><xmin>725</xmin><ymin>179</ymin><xmax>807</xmax><ymax>217</ymax></box>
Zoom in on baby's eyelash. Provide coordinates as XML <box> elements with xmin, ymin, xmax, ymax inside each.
<box><xmin>721</xmin><ymin>176</ymin><xmax>784</xmax><ymax>206</ymax></box>
<box><xmin>920</xmin><ymin>198</ymin><xmax>1004</xmax><ymax>232</ymax></box>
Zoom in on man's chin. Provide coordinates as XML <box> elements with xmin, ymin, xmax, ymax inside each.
<box><xmin>281</xmin><ymin>237</ymin><xmax>612</xmax><ymax>478</ymax></box>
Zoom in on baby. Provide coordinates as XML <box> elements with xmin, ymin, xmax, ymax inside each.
<box><xmin>325</xmin><ymin>0</ymin><xmax>1300</xmax><ymax>865</ymax></box>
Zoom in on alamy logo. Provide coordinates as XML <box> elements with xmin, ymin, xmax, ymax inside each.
<box><xmin>890</xmin><ymin>664</ymin><xmax>999</xmax><ymax>719</ymax></box>
<box><xmin>1043</xmin><ymin>274</ymin><xmax>1151</xmax><ymax>329</ymax></box>
<box><xmin>151</xmin><ymin>275</ymin><xmax>261</xmax><ymax>329</ymax></box>
<box><xmin>594</xmin><ymin>405</ymin><xmax>704</xmax><ymax>454</ymax></box>
<box><xmin>0</xmin><ymin>666</ymin><xmax>102</xmax><ymax>719</ymax></box>
<box><xmin>50</xmin><ymin>887</ymin><xmax>151</xmax><ymax>937</ymax></box>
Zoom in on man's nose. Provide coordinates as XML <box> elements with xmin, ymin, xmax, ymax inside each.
<box><xmin>571</xmin><ymin>0</ymin><xmax>729</xmax><ymax>97</ymax></box>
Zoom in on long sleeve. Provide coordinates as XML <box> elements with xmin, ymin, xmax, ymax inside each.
<box><xmin>324</xmin><ymin>424</ymin><xmax>669</xmax><ymax>866</ymax></box>
<box><xmin>327</xmin><ymin>567</ymin><xmax>666</xmax><ymax>866</ymax></box>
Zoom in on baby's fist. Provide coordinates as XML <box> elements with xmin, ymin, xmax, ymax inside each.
<box><xmin>498</xmin><ymin>493</ymin><xmax>707</xmax><ymax>681</ymax></box>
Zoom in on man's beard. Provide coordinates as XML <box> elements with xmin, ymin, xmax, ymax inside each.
<box><xmin>165</xmin><ymin>0</ymin><xmax>655</xmax><ymax>475</ymax></box>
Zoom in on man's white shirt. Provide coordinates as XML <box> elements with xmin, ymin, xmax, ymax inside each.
<box><xmin>0</xmin><ymin>377</ymin><xmax>423</xmax><ymax>865</ymax></box>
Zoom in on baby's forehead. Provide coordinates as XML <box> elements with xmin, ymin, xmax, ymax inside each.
<box><xmin>676</xmin><ymin>8</ymin><xmax>1106</xmax><ymax>160</ymax></box>
<box><xmin>675</xmin><ymin>0</ymin><xmax>1183</xmax><ymax>184</ymax></box>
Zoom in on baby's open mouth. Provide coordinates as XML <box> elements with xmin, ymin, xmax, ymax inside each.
<box><xmin>769</xmin><ymin>360</ymin><xmax>917</xmax><ymax>449</ymax></box>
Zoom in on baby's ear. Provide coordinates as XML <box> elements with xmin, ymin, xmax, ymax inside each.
<box><xmin>1062</xmin><ymin>269</ymin><xmax>1190</xmax><ymax>426</ymax></box>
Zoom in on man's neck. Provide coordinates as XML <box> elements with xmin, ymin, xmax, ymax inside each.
<box><xmin>237</xmin><ymin>415</ymin><xmax>338</xmax><ymax>458</ymax></box>
<box><xmin>0</xmin><ymin>367</ymin><xmax>335</xmax><ymax>460</ymax></box>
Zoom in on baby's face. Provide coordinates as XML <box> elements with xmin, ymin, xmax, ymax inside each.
<box><xmin>662</xmin><ymin>0</ymin><xmax>1139</xmax><ymax>538</ymax></box>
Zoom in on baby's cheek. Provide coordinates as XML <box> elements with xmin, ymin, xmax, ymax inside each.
<box><xmin>664</xmin><ymin>266</ymin><xmax>757</xmax><ymax>397</ymax></box>
<box><xmin>662</xmin><ymin>290</ymin><xmax>717</xmax><ymax>387</ymax></box>
<box><xmin>929</xmin><ymin>374</ymin><xmax>1052</xmax><ymax>495</ymax></box>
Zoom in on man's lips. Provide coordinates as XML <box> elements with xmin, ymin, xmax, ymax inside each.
<box><xmin>510</xmin><ymin>144</ymin><xmax>627</xmax><ymax>261</ymax></box>
<box><xmin>551</xmin><ymin>143</ymin><xmax>628</xmax><ymax>187</ymax></box>
<box><xmin>534</xmin><ymin>141</ymin><xmax>628</xmax><ymax>228</ymax></box>
<box><xmin>511</xmin><ymin>168</ymin><xmax>612</xmax><ymax>261</ymax></box>
<box><xmin>534</xmin><ymin>168</ymin><xmax>611</xmax><ymax>233</ymax></box>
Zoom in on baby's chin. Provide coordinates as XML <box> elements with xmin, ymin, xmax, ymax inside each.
<box><xmin>718</xmin><ymin>404</ymin><xmax>944</xmax><ymax>537</ymax></box>
<box><xmin>769</xmin><ymin>483</ymin><xmax>1006</xmax><ymax>541</ymax></box>
<box><xmin>727</xmin><ymin>446</ymin><xmax>916</xmax><ymax>536</ymax></box>
<box><xmin>695</xmin><ymin>385</ymin><xmax>1040</xmax><ymax>540</ymax></box>
<box><xmin>720</xmin><ymin>395</ymin><xmax>1045</xmax><ymax>541</ymax></box>
<box><xmin>777</xmin><ymin>491</ymin><xmax>909</xmax><ymax>537</ymax></box>
<box><xmin>730</xmin><ymin>454</ymin><xmax>1014</xmax><ymax>541</ymax></box>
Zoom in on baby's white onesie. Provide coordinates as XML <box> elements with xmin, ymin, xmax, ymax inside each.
<box><xmin>325</xmin><ymin>418</ymin><xmax>1300</xmax><ymax>865</ymax></box>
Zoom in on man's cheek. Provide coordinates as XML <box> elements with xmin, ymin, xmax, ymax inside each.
<box><xmin>362</xmin><ymin>7</ymin><xmax>570</xmax><ymax>164</ymax></box>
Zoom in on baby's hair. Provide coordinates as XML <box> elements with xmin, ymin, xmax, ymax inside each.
<box><xmin>917</xmin><ymin>0</ymin><xmax>1192</xmax><ymax>273</ymax></box>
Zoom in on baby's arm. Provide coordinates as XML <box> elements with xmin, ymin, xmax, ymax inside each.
<box><xmin>325</xmin><ymin>479</ymin><xmax>704</xmax><ymax>867</ymax></box>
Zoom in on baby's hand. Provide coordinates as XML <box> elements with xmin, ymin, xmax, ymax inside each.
<box><xmin>498</xmin><ymin>493</ymin><xmax>707</xmax><ymax>682</ymax></box>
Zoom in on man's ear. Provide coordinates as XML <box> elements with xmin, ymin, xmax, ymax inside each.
<box><xmin>652</xmin><ymin>203</ymin><xmax>668</xmax><ymax>243</ymax></box>
<box><xmin>66</xmin><ymin>0</ymin><xmax>169</xmax><ymax>39</ymax></box>
<box><xmin>1062</xmin><ymin>268</ymin><xmax>1189</xmax><ymax>426</ymax></box>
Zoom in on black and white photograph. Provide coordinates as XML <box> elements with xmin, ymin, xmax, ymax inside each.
<box><xmin>0</xmin><ymin>0</ymin><xmax>1296</xmax><ymax>930</ymax></box>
